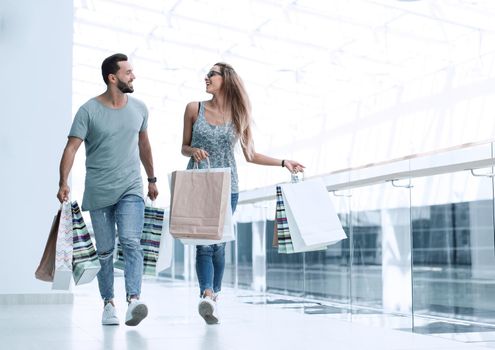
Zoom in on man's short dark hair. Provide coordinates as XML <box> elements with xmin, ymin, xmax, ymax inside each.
<box><xmin>101</xmin><ymin>53</ymin><xmax>128</xmax><ymax>84</ymax></box>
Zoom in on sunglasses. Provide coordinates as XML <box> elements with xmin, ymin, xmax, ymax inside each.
<box><xmin>206</xmin><ymin>70</ymin><xmax>223</xmax><ymax>78</ymax></box>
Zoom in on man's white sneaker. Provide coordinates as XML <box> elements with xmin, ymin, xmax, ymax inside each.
<box><xmin>198</xmin><ymin>296</ymin><xmax>219</xmax><ymax>325</ymax></box>
<box><xmin>102</xmin><ymin>303</ymin><xmax>119</xmax><ymax>325</ymax></box>
<box><xmin>125</xmin><ymin>300</ymin><xmax>148</xmax><ymax>326</ymax></box>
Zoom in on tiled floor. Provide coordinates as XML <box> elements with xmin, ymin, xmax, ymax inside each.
<box><xmin>2</xmin><ymin>276</ymin><xmax>495</xmax><ymax>350</ymax></box>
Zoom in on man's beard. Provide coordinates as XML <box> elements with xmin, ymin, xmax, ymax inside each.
<box><xmin>117</xmin><ymin>78</ymin><xmax>134</xmax><ymax>93</ymax></box>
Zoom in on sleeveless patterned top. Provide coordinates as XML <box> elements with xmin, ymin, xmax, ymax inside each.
<box><xmin>186</xmin><ymin>101</ymin><xmax>239</xmax><ymax>193</ymax></box>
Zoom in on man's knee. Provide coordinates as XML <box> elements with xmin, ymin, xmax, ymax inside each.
<box><xmin>119</xmin><ymin>236</ymin><xmax>141</xmax><ymax>250</ymax></box>
<box><xmin>97</xmin><ymin>248</ymin><xmax>114</xmax><ymax>261</ymax></box>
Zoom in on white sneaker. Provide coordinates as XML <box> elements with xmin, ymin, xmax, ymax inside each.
<box><xmin>102</xmin><ymin>303</ymin><xmax>119</xmax><ymax>325</ymax></box>
<box><xmin>125</xmin><ymin>299</ymin><xmax>148</xmax><ymax>326</ymax></box>
<box><xmin>198</xmin><ymin>296</ymin><xmax>219</xmax><ymax>325</ymax></box>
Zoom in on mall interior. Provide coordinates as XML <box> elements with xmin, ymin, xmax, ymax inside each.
<box><xmin>3</xmin><ymin>0</ymin><xmax>495</xmax><ymax>349</ymax></box>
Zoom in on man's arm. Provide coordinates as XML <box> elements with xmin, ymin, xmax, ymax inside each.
<box><xmin>57</xmin><ymin>137</ymin><xmax>83</xmax><ymax>202</ymax></box>
<box><xmin>138</xmin><ymin>130</ymin><xmax>158</xmax><ymax>201</ymax></box>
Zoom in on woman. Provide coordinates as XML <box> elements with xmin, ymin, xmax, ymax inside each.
<box><xmin>181</xmin><ymin>62</ymin><xmax>305</xmax><ymax>324</ymax></box>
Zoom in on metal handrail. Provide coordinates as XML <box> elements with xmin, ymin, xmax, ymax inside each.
<box><xmin>238</xmin><ymin>140</ymin><xmax>495</xmax><ymax>204</ymax></box>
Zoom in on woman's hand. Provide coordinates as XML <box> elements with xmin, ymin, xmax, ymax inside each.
<box><xmin>192</xmin><ymin>148</ymin><xmax>209</xmax><ymax>162</ymax></box>
<box><xmin>284</xmin><ymin>160</ymin><xmax>305</xmax><ymax>173</ymax></box>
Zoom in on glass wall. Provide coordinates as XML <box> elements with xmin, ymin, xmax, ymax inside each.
<box><xmin>164</xmin><ymin>145</ymin><xmax>495</xmax><ymax>330</ymax></box>
<box><xmin>350</xmin><ymin>181</ymin><xmax>412</xmax><ymax>320</ymax></box>
<box><xmin>302</xmin><ymin>193</ymin><xmax>351</xmax><ymax>303</ymax></box>
<box><xmin>266</xmin><ymin>218</ymin><xmax>305</xmax><ymax>296</ymax></box>
<box><xmin>226</xmin><ymin>220</ymin><xmax>267</xmax><ymax>292</ymax></box>
<box><xmin>411</xmin><ymin>171</ymin><xmax>495</xmax><ymax>325</ymax></box>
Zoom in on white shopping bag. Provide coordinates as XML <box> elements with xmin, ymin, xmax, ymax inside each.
<box><xmin>52</xmin><ymin>200</ymin><xmax>73</xmax><ymax>290</ymax></box>
<box><xmin>280</xmin><ymin>178</ymin><xmax>347</xmax><ymax>252</ymax></box>
<box><xmin>156</xmin><ymin>208</ymin><xmax>174</xmax><ymax>272</ymax></box>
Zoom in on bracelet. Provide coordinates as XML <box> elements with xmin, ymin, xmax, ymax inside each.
<box><xmin>281</xmin><ymin>160</ymin><xmax>285</xmax><ymax>168</ymax></box>
<box><xmin>147</xmin><ymin>177</ymin><xmax>157</xmax><ymax>183</ymax></box>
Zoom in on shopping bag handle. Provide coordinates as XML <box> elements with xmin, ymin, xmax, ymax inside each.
<box><xmin>193</xmin><ymin>157</ymin><xmax>211</xmax><ymax>170</ymax></box>
<box><xmin>290</xmin><ymin>172</ymin><xmax>304</xmax><ymax>183</ymax></box>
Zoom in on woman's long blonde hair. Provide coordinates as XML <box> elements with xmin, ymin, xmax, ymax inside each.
<box><xmin>215</xmin><ymin>62</ymin><xmax>254</xmax><ymax>158</ymax></box>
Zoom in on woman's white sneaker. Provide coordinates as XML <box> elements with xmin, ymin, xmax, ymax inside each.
<box><xmin>198</xmin><ymin>296</ymin><xmax>219</xmax><ymax>324</ymax></box>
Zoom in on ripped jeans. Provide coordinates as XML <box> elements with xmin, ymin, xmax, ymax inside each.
<box><xmin>89</xmin><ymin>194</ymin><xmax>144</xmax><ymax>301</ymax></box>
<box><xmin>196</xmin><ymin>193</ymin><xmax>239</xmax><ymax>296</ymax></box>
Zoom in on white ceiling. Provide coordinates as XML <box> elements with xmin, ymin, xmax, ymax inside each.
<box><xmin>72</xmin><ymin>0</ymin><xmax>495</xmax><ymax>193</ymax></box>
<box><xmin>73</xmin><ymin>0</ymin><xmax>495</xmax><ymax>101</ymax></box>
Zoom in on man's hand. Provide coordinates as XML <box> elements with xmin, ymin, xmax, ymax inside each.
<box><xmin>57</xmin><ymin>184</ymin><xmax>70</xmax><ymax>203</ymax></box>
<box><xmin>147</xmin><ymin>183</ymin><xmax>158</xmax><ymax>201</ymax></box>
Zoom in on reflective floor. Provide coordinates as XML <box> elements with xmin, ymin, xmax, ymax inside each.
<box><xmin>2</xmin><ymin>276</ymin><xmax>495</xmax><ymax>350</ymax></box>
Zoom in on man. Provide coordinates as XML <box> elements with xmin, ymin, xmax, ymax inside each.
<box><xmin>57</xmin><ymin>53</ymin><xmax>158</xmax><ymax>326</ymax></box>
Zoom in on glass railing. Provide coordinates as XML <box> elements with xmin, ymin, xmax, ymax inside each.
<box><xmin>162</xmin><ymin>140</ymin><xmax>495</xmax><ymax>331</ymax></box>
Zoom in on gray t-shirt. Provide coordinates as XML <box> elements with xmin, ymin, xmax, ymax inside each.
<box><xmin>69</xmin><ymin>96</ymin><xmax>148</xmax><ymax>211</ymax></box>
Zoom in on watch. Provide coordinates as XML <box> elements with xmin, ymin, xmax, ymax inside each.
<box><xmin>147</xmin><ymin>177</ymin><xmax>157</xmax><ymax>183</ymax></box>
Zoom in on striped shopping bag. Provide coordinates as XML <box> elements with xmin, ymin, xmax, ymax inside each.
<box><xmin>275</xmin><ymin>185</ymin><xmax>295</xmax><ymax>254</ymax></box>
<box><xmin>71</xmin><ymin>201</ymin><xmax>101</xmax><ymax>285</ymax></box>
<box><xmin>114</xmin><ymin>205</ymin><xmax>166</xmax><ymax>276</ymax></box>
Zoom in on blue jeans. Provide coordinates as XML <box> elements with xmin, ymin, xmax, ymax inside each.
<box><xmin>90</xmin><ymin>194</ymin><xmax>145</xmax><ymax>301</ymax></box>
<box><xmin>196</xmin><ymin>192</ymin><xmax>239</xmax><ymax>296</ymax></box>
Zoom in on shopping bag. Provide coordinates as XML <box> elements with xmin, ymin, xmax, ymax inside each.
<box><xmin>141</xmin><ymin>205</ymin><xmax>167</xmax><ymax>276</ymax></box>
<box><xmin>280</xmin><ymin>178</ymin><xmax>347</xmax><ymax>252</ymax></box>
<box><xmin>156</xmin><ymin>208</ymin><xmax>173</xmax><ymax>272</ymax></box>
<box><xmin>35</xmin><ymin>209</ymin><xmax>61</xmax><ymax>282</ymax></box>
<box><xmin>272</xmin><ymin>218</ymin><xmax>279</xmax><ymax>248</ymax></box>
<box><xmin>180</xmin><ymin>192</ymin><xmax>234</xmax><ymax>245</ymax></box>
<box><xmin>169</xmin><ymin>167</ymin><xmax>231</xmax><ymax>240</ymax></box>
<box><xmin>275</xmin><ymin>185</ymin><xmax>295</xmax><ymax>254</ymax></box>
<box><xmin>52</xmin><ymin>201</ymin><xmax>73</xmax><ymax>290</ymax></box>
<box><xmin>114</xmin><ymin>205</ymin><xmax>168</xmax><ymax>276</ymax></box>
<box><xmin>71</xmin><ymin>201</ymin><xmax>101</xmax><ymax>285</ymax></box>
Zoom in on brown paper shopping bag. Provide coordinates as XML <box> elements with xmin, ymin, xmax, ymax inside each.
<box><xmin>35</xmin><ymin>210</ymin><xmax>61</xmax><ymax>282</ymax></box>
<box><xmin>169</xmin><ymin>168</ymin><xmax>231</xmax><ymax>240</ymax></box>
